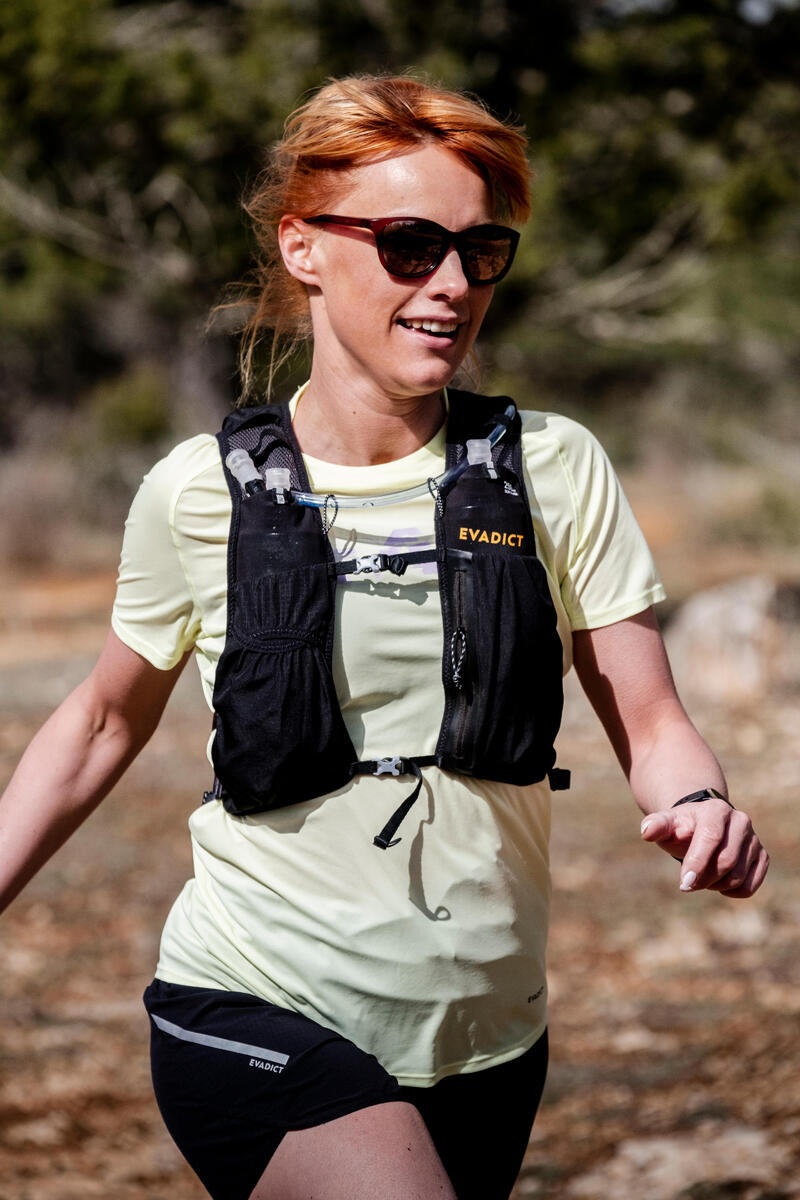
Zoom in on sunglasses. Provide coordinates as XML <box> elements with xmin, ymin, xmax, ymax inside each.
<box><xmin>303</xmin><ymin>215</ymin><xmax>520</xmax><ymax>285</ymax></box>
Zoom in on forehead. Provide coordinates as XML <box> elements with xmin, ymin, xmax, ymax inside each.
<box><xmin>335</xmin><ymin>143</ymin><xmax>492</xmax><ymax>223</ymax></box>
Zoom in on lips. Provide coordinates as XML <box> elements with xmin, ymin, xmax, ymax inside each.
<box><xmin>398</xmin><ymin>318</ymin><xmax>462</xmax><ymax>338</ymax></box>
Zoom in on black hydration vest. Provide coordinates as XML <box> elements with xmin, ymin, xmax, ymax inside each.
<box><xmin>207</xmin><ymin>390</ymin><xmax>569</xmax><ymax>848</ymax></box>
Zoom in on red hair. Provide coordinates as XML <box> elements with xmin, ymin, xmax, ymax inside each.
<box><xmin>227</xmin><ymin>74</ymin><xmax>531</xmax><ymax>400</ymax></box>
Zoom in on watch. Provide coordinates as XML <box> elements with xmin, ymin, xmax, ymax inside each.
<box><xmin>672</xmin><ymin>787</ymin><xmax>734</xmax><ymax>809</ymax></box>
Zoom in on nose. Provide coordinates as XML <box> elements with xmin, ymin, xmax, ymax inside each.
<box><xmin>427</xmin><ymin>245</ymin><xmax>471</xmax><ymax>300</ymax></box>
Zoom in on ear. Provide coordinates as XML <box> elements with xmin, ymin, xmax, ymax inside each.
<box><xmin>278</xmin><ymin>216</ymin><xmax>321</xmax><ymax>286</ymax></box>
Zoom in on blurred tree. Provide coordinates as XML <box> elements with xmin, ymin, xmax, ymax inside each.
<box><xmin>0</xmin><ymin>0</ymin><xmax>798</xmax><ymax>462</ymax></box>
<box><xmin>0</xmin><ymin>0</ymin><xmax>318</xmax><ymax>433</ymax></box>
<box><xmin>485</xmin><ymin>0</ymin><xmax>800</xmax><ymax>453</ymax></box>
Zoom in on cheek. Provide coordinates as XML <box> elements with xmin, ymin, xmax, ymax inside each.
<box><xmin>474</xmin><ymin>288</ymin><xmax>494</xmax><ymax>323</ymax></box>
<box><xmin>463</xmin><ymin>289</ymin><xmax>494</xmax><ymax>342</ymax></box>
<box><xmin>322</xmin><ymin>253</ymin><xmax>401</xmax><ymax>321</ymax></box>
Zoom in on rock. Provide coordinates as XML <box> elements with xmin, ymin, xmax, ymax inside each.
<box><xmin>664</xmin><ymin>577</ymin><xmax>800</xmax><ymax>704</ymax></box>
<box><xmin>3</xmin><ymin>1112</ymin><xmax>72</xmax><ymax>1148</ymax></box>
<box><xmin>633</xmin><ymin>917</ymin><xmax>710</xmax><ymax>970</ymax></box>
<box><xmin>566</xmin><ymin>1124</ymin><xmax>791</xmax><ymax>1200</ymax></box>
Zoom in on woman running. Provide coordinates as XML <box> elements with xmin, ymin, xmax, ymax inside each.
<box><xmin>0</xmin><ymin>75</ymin><xmax>768</xmax><ymax>1200</ymax></box>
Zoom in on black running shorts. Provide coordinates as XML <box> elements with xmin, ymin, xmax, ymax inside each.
<box><xmin>144</xmin><ymin>978</ymin><xmax>548</xmax><ymax>1200</ymax></box>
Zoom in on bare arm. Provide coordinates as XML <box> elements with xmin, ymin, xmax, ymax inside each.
<box><xmin>0</xmin><ymin>629</ymin><xmax>189</xmax><ymax>912</ymax></box>
<box><xmin>572</xmin><ymin>608</ymin><xmax>769</xmax><ymax>898</ymax></box>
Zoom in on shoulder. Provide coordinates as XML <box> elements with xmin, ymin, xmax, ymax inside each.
<box><xmin>517</xmin><ymin>409</ymin><xmax>618</xmax><ymax>512</ymax></box>
<box><xmin>114</xmin><ymin>436</ymin><xmax>223</xmax><ymax>667</ymax></box>
<box><xmin>129</xmin><ymin>434</ymin><xmax>226</xmax><ymax>530</ymax></box>
<box><xmin>518</xmin><ymin>409</ymin><xmax>609</xmax><ymax>464</ymax></box>
<box><xmin>139</xmin><ymin>433</ymin><xmax>223</xmax><ymax>498</ymax></box>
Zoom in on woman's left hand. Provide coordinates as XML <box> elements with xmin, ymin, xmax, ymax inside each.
<box><xmin>639</xmin><ymin>798</ymin><xmax>769</xmax><ymax>898</ymax></box>
<box><xmin>573</xmin><ymin>610</ymin><xmax>770</xmax><ymax>901</ymax></box>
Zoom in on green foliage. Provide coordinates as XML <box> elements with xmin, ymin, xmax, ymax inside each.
<box><xmin>712</xmin><ymin>479</ymin><xmax>800</xmax><ymax>548</ymax></box>
<box><xmin>1</xmin><ymin>0</ymin><xmax>799</xmax><ymax>469</ymax></box>
<box><xmin>85</xmin><ymin>360</ymin><xmax>172</xmax><ymax>446</ymax></box>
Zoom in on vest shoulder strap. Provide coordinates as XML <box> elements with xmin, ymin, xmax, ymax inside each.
<box><xmin>218</xmin><ymin>390</ymin><xmax>523</xmax><ymax>492</ymax></box>
<box><xmin>444</xmin><ymin>389</ymin><xmax>522</xmax><ymax>478</ymax></box>
<box><xmin>218</xmin><ymin>402</ymin><xmax>315</xmax><ymax>494</ymax></box>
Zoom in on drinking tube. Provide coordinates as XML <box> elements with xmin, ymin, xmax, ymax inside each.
<box><xmin>290</xmin><ymin>403</ymin><xmax>515</xmax><ymax>509</ymax></box>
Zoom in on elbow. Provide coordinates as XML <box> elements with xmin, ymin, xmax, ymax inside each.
<box><xmin>70</xmin><ymin>679</ymin><xmax>158</xmax><ymax>765</ymax></box>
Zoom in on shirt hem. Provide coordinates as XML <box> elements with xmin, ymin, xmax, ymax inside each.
<box><xmin>568</xmin><ymin>584</ymin><xmax>666</xmax><ymax>633</ymax></box>
<box><xmin>152</xmin><ymin>968</ymin><xmax>547</xmax><ymax>1089</ymax></box>
<box><xmin>390</xmin><ymin>1018</ymin><xmax>550</xmax><ymax>1087</ymax></box>
<box><xmin>111</xmin><ymin>614</ymin><xmax>185</xmax><ymax>671</ymax></box>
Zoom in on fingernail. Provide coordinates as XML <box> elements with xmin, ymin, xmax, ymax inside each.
<box><xmin>640</xmin><ymin>818</ymin><xmax>654</xmax><ymax>836</ymax></box>
<box><xmin>680</xmin><ymin>870</ymin><xmax>697</xmax><ymax>892</ymax></box>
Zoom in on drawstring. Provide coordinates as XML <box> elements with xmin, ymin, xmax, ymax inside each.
<box><xmin>321</xmin><ymin>494</ymin><xmax>339</xmax><ymax>535</ymax></box>
<box><xmin>450</xmin><ymin>627</ymin><xmax>467</xmax><ymax>691</ymax></box>
<box><xmin>427</xmin><ymin>476</ymin><xmax>444</xmax><ymax>518</ymax></box>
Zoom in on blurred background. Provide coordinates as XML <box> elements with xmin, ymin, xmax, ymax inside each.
<box><xmin>1</xmin><ymin>1</ymin><xmax>799</xmax><ymax>1197</ymax></box>
<box><xmin>1</xmin><ymin>0</ymin><xmax>799</xmax><ymax>587</ymax></box>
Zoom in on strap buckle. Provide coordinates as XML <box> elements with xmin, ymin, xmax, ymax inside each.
<box><xmin>374</xmin><ymin>756</ymin><xmax>403</xmax><ymax>777</ymax></box>
<box><xmin>337</xmin><ymin>553</ymin><xmax>409</xmax><ymax>578</ymax></box>
<box><xmin>354</xmin><ymin>554</ymin><xmax>387</xmax><ymax>575</ymax></box>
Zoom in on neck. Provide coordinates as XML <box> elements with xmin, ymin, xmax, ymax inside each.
<box><xmin>292</xmin><ymin>370</ymin><xmax>446</xmax><ymax>466</ymax></box>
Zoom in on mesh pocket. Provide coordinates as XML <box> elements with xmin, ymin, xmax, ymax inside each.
<box><xmin>212</xmin><ymin>562</ymin><xmax>356</xmax><ymax>814</ymax></box>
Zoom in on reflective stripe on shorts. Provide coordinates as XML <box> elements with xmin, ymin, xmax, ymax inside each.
<box><xmin>150</xmin><ymin>1013</ymin><xmax>290</xmax><ymax>1066</ymax></box>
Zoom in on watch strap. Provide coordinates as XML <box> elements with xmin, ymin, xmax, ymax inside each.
<box><xmin>672</xmin><ymin>787</ymin><xmax>733</xmax><ymax>809</ymax></box>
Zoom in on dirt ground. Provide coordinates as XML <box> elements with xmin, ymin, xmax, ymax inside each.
<box><xmin>0</xmin><ymin>557</ymin><xmax>798</xmax><ymax>1200</ymax></box>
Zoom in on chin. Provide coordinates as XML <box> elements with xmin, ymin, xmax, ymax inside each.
<box><xmin>399</xmin><ymin>363</ymin><xmax>461</xmax><ymax>396</ymax></box>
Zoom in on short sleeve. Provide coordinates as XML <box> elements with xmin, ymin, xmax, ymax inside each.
<box><xmin>111</xmin><ymin>443</ymin><xmax>208</xmax><ymax>670</ymax></box>
<box><xmin>521</xmin><ymin>412</ymin><xmax>666</xmax><ymax>634</ymax></box>
<box><xmin>556</xmin><ymin>423</ymin><xmax>665</xmax><ymax>630</ymax></box>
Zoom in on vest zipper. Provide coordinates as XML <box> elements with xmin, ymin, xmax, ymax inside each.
<box><xmin>451</xmin><ymin>567</ymin><xmax>470</xmax><ymax>758</ymax></box>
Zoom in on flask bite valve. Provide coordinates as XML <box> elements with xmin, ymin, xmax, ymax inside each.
<box><xmin>466</xmin><ymin>438</ymin><xmax>497</xmax><ymax>478</ymax></box>
<box><xmin>265</xmin><ymin>467</ymin><xmax>292</xmax><ymax>504</ymax></box>
<box><xmin>226</xmin><ymin>449</ymin><xmax>265</xmax><ymax>496</ymax></box>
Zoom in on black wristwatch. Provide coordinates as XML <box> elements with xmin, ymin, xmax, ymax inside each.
<box><xmin>672</xmin><ymin>787</ymin><xmax>734</xmax><ymax>809</ymax></box>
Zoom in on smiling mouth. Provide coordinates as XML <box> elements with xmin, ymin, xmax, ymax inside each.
<box><xmin>398</xmin><ymin>318</ymin><xmax>461</xmax><ymax>338</ymax></box>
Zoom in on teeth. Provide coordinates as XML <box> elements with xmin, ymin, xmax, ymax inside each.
<box><xmin>403</xmin><ymin>319</ymin><xmax>459</xmax><ymax>333</ymax></box>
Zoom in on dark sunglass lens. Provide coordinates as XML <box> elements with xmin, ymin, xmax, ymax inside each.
<box><xmin>462</xmin><ymin>233</ymin><xmax>515</xmax><ymax>283</ymax></box>
<box><xmin>378</xmin><ymin>223</ymin><xmax>445</xmax><ymax>277</ymax></box>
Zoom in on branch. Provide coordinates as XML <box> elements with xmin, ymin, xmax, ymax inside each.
<box><xmin>530</xmin><ymin>205</ymin><xmax>723</xmax><ymax>345</ymax></box>
<box><xmin>573</xmin><ymin>308</ymin><xmax>726</xmax><ymax>347</ymax></box>
<box><xmin>0</xmin><ymin>173</ymin><xmax>196</xmax><ymax>284</ymax></box>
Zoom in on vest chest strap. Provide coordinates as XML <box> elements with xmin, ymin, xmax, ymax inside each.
<box><xmin>350</xmin><ymin>755</ymin><xmax>437</xmax><ymax>849</ymax></box>
<box><xmin>332</xmin><ymin>549</ymin><xmax>440</xmax><ymax>578</ymax></box>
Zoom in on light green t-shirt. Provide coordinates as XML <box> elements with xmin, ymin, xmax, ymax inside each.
<box><xmin>112</xmin><ymin>392</ymin><xmax>665</xmax><ymax>1085</ymax></box>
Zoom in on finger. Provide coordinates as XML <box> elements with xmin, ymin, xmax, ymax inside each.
<box><xmin>640</xmin><ymin>806</ymin><xmax>724</xmax><ymax>849</ymax></box>
<box><xmin>715</xmin><ymin>847</ymin><xmax>770</xmax><ymax>899</ymax></box>
<box><xmin>640</xmin><ymin>812</ymin><xmax>674</xmax><ymax>843</ymax></box>
<box><xmin>705</xmin><ymin>826</ymin><xmax>759</xmax><ymax>894</ymax></box>
<box><xmin>683</xmin><ymin>810</ymin><xmax>761</xmax><ymax>892</ymax></box>
<box><xmin>640</xmin><ymin>812</ymin><xmax>689</xmax><ymax>865</ymax></box>
<box><xmin>678</xmin><ymin>808</ymin><xmax>733</xmax><ymax>891</ymax></box>
<box><xmin>639</xmin><ymin>808</ymin><xmax>709</xmax><ymax>851</ymax></box>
